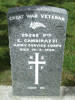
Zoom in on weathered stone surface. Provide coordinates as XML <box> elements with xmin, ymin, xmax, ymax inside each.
<box><xmin>7</xmin><ymin>6</ymin><xmax>68</xmax><ymax>96</ymax></box>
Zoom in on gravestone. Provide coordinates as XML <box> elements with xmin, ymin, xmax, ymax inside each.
<box><xmin>7</xmin><ymin>6</ymin><xmax>68</xmax><ymax>96</ymax></box>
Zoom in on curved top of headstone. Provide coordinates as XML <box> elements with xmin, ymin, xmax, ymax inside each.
<box><xmin>7</xmin><ymin>6</ymin><xmax>67</xmax><ymax>15</ymax></box>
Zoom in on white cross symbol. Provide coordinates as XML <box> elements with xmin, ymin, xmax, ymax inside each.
<box><xmin>28</xmin><ymin>53</ymin><xmax>46</xmax><ymax>85</ymax></box>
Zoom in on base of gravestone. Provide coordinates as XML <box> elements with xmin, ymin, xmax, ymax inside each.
<box><xmin>0</xmin><ymin>85</ymin><xmax>75</xmax><ymax>100</ymax></box>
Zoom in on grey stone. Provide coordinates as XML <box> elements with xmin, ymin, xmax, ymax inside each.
<box><xmin>7</xmin><ymin>6</ymin><xmax>68</xmax><ymax>96</ymax></box>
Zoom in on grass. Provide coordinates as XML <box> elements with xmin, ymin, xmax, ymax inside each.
<box><xmin>0</xmin><ymin>1</ymin><xmax>75</xmax><ymax>86</ymax></box>
<box><xmin>0</xmin><ymin>69</ymin><xmax>11</xmax><ymax>85</ymax></box>
<box><xmin>62</xmin><ymin>2</ymin><xmax>75</xmax><ymax>86</ymax></box>
<box><xmin>62</xmin><ymin>70</ymin><xmax>75</xmax><ymax>86</ymax></box>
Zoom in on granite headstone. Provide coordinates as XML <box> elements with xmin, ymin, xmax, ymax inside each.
<box><xmin>7</xmin><ymin>6</ymin><xmax>68</xmax><ymax>96</ymax></box>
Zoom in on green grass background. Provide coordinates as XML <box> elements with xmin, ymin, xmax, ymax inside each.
<box><xmin>0</xmin><ymin>0</ymin><xmax>75</xmax><ymax>86</ymax></box>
